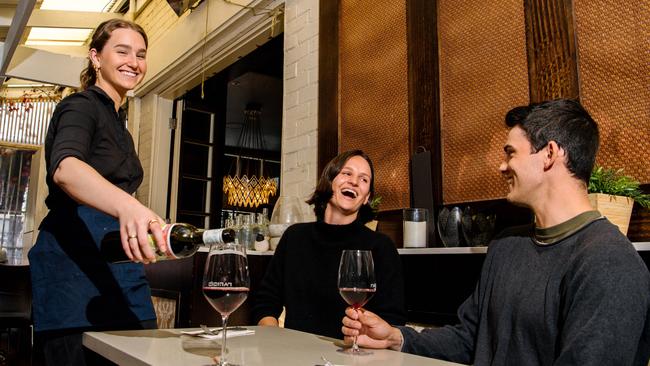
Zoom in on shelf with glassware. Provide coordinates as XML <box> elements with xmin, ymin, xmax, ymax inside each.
<box><xmin>200</xmin><ymin>241</ymin><xmax>650</xmax><ymax>255</ymax></box>
<box><xmin>400</xmin><ymin>242</ymin><xmax>650</xmax><ymax>253</ymax></box>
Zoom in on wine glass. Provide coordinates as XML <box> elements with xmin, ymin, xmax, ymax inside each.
<box><xmin>202</xmin><ymin>242</ymin><xmax>250</xmax><ymax>366</ymax></box>
<box><xmin>337</xmin><ymin>249</ymin><xmax>376</xmax><ymax>355</ymax></box>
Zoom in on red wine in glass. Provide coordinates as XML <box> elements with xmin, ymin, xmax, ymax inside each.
<box><xmin>339</xmin><ymin>287</ymin><xmax>376</xmax><ymax>309</ymax></box>
<box><xmin>337</xmin><ymin>249</ymin><xmax>376</xmax><ymax>355</ymax></box>
<box><xmin>203</xmin><ymin>287</ymin><xmax>249</xmax><ymax>315</ymax></box>
<box><xmin>203</xmin><ymin>243</ymin><xmax>249</xmax><ymax>366</ymax></box>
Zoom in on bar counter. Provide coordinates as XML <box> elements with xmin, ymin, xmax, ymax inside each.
<box><xmin>83</xmin><ymin>326</ymin><xmax>465</xmax><ymax>366</ymax></box>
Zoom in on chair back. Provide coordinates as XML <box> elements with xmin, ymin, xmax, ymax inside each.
<box><xmin>150</xmin><ymin>288</ymin><xmax>180</xmax><ymax>329</ymax></box>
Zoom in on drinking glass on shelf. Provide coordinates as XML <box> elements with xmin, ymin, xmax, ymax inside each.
<box><xmin>337</xmin><ymin>249</ymin><xmax>376</xmax><ymax>355</ymax></box>
<box><xmin>202</xmin><ymin>242</ymin><xmax>250</xmax><ymax>366</ymax></box>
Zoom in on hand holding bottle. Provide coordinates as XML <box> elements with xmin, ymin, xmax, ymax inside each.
<box><xmin>116</xmin><ymin>200</ymin><xmax>166</xmax><ymax>264</ymax></box>
<box><xmin>102</xmin><ymin>222</ymin><xmax>236</xmax><ymax>263</ymax></box>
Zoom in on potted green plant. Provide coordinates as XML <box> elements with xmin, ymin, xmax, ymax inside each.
<box><xmin>588</xmin><ymin>166</ymin><xmax>650</xmax><ymax>235</ymax></box>
<box><xmin>365</xmin><ymin>195</ymin><xmax>382</xmax><ymax>231</ymax></box>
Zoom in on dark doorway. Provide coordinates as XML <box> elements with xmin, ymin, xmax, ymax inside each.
<box><xmin>169</xmin><ymin>34</ymin><xmax>284</xmax><ymax>228</ymax></box>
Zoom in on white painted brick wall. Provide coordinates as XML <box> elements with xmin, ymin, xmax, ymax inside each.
<box><xmin>283</xmin><ymin>0</ymin><xmax>319</xmax><ymax>219</ymax></box>
<box><xmin>136</xmin><ymin>0</ymin><xmax>179</xmax><ymax>46</ymax></box>
<box><xmin>134</xmin><ymin>95</ymin><xmax>156</xmax><ymax>206</ymax></box>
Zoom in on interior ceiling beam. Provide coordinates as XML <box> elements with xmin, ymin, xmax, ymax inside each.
<box><xmin>1</xmin><ymin>0</ymin><xmax>36</xmax><ymax>77</ymax></box>
<box><xmin>0</xmin><ymin>7</ymin><xmax>14</xmax><ymax>27</ymax></box>
<box><xmin>27</xmin><ymin>9</ymin><xmax>123</xmax><ymax>29</ymax></box>
<box><xmin>5</xmin><ymin>45</ymin><xmax>85</xmax><ymax>87</ymax></box>
<box><xmin>26</xmin><ymin>44</ymin><xmax>88</xmax><ymax>57</ymax></box>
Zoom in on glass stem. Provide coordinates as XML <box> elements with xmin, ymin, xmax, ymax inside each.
<box><xmin>352</xmin><ymin>307</ymin><xmax>360</xmax><ymax>352</ymax></box>
<box><xmin>221</xmin><ymin>315</ymin><xmax>229</xmax><ymax>365</ymax></box>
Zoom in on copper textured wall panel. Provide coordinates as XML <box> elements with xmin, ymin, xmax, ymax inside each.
<box><xmin>574</xmin><ymin>0</ymin><xmax>650</xmax><ymax>183</ymax></box>
<box><xmin>339</xmin><ymin>0</ymin><xmax>410</xmax><ymax>210</ymax></box>
<box><xmin>438</xmin><ymin>0</ymin><xmax>530</xmax><ymax>203</ymax></box>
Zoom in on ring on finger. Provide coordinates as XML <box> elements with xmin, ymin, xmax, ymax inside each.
<box><xmin>148</xmin><ymin>219</ymin><xmax>159</xmax><ymax>226</ymax></box>
<box><xmin>128</xmin><ymin>234</ymin><xmax>137</xmax><ymax>239</ymax></box>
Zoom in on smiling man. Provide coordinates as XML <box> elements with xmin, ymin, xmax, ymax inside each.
<box><xmin>342</xmin><ymin>99</ymin><xmax>650</xmax><ymax>366</ymax></box>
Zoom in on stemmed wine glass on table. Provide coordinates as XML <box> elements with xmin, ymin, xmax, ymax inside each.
<box><xmin>203</xmin><ymin>242</ymin><xmax>250</xmax><ymax>366</ymax></box>
<box><xmin>337</xmin><ymin>249</ymin><xmax>376</xmax><ymax>355</ymax></box>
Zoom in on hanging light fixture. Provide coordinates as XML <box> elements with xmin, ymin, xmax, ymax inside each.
<box><xmin>223</xmin><ymin>104</ymin><xmax>278</xmax><ymax>208</ymax></box>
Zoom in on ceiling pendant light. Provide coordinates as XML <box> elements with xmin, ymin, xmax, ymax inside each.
<box><xmin>223</xmin><ymin>105</ymin><xmax>278</xmax><ymax>208</ymax></box>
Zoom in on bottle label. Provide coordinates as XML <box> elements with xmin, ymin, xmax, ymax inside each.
<box><xmin>148</xmin><ymin>224</ymin><xmax>175</xmax><ymax>260</ymax></box>
<box><xmin>203</xmin><ymin>228</ymin><xmax>226</xmax><ymax>244</ymax></box>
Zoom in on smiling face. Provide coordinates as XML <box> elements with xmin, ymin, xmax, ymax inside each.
<box><xmin>90</xmin><ymin>27</ymin><xmax>147</xmax><ymax>105</ymax></box>
<box><xmin>499</xmin><ymin>126</ymin><xmax>546</xmax><ymax>207</ymax></box>
<box><xmin>325</xmin><ymin>155</ymin><xmax>372</xmax><ymax>224</ymax></box>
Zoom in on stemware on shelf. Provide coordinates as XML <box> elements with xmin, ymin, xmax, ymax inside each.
<box><xmin>437</xmin><ymin>206</ymin><xmax>463</xmax><ymax>247</ymax></box>
<box><xmin>268</xmin><ymin>196</ymin><xmax>305</xmax><ymax>250</ymax></box>
<box><xmin>461</xmin><ymin>207</ymin><xmax>496</xmax><ymax>247</ymax></box>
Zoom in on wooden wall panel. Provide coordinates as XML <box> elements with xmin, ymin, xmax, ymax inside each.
<box><xmin>438</xmin><ymin>0</ymin><xmax>529</xmax><ymax>204</ymax></box>
<box><xmin>574</xmin><ymin>0</ymin><xmax>650</xmax><ymax>184</ymax></box>
<box><xmin>524</xmin><ymin>0</ymin><xmax>579</xmax><ymax>102</ymax></box>
<box><xmin>318</xmin><ymin>0</ymin><xmax>340</xmax><ymax>173</ymax></box>
<box><xmin>339</xmin><ymin>0</ymin><xmax>410</xmax><ymax>210</ymax></box>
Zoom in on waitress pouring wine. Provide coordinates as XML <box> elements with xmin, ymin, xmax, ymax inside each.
<box><xmin>28</xmin><ymin>19</ymin><xmax>167</xmax><ymax>366</ymax></box>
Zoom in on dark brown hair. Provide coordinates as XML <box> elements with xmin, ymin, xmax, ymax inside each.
<box><xmin>505</xmin><ymin>99</ymin><xmax>599</xmax><ymax>185</ymax></box>
<box><xmin>306</xmin><ymin>150</ymin><xmax>376</xmax><ymax>223</ymax></box>
<box><xmin>80</xmin><ymin>19</ymin><xmax>148</xmax><ymax>90</ymax></box>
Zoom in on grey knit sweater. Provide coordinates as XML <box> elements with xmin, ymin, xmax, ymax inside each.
<box><xmin>400</xmin><ymin>217</ymin><xmax>650</xmax><ymax>366</ymax></box>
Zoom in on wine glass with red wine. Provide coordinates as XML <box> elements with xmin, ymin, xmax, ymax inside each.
<box><xmin>202</xmin><ymin>242</ymin><xmax>250</xmax><ymax>366</ymax></box>
<box><xmin>337</xmin><ymin>249</ymin><xmax>376</xmax><ymax>355</ymax></box>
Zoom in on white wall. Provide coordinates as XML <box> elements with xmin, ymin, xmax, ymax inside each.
<box><xmin>134</xmin><ymin>0</ymin><xmax>320</xmax><ymax>220</ymax></box>
<box><xmin>126</xmin><ymin>87</ymin><xmax>173</xmax><ymax>219</ymax></box>
<box><xmin>281</xmin><ymin>0</ymin><xmax>318</xmax><ymax>219</ymax></box>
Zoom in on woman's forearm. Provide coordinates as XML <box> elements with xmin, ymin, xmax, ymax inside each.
<box><xmin>53</xmin><ymin>156</ymin><xmax>140</xmax><ymax>217</ymax></box>
<box><xmin>53</xmin><ymin>156</ymin><xmax>166</xmax><ymax>263</ymax></box>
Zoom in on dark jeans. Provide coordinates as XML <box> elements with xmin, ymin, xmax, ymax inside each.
<box><xmin>37</xmin><ymin>319</ymin><xmax>157</xmax><ymax>366</ymax></box>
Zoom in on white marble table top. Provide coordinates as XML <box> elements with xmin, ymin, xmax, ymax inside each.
<box><xmin>83</xmin><ymin>325</ymin><xmax>465</xmax><ymax>366</ymax></box>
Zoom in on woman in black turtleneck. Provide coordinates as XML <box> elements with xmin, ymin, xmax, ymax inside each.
<box><xmin>253</xmin><ymin>150</ymin><xmax>406</xmax><ymax>339</ymax></box>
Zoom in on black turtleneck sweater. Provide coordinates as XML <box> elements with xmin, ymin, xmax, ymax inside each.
<box><xmin>253</xmin><ymin>220</ymin><xmax>407</xmax><ymax>338</ymax></box>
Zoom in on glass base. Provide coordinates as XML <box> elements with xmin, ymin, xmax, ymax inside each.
<box><xmin>216</xmin><ymin>360</ymin><xmax>241</xmax><ymax>366</ymax></box>
<box><xmin>336</xmin><ymin>347</ymin><xmax>372</xmax><ymax>355</ymax></box>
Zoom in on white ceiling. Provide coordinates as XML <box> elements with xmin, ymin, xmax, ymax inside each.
<box><xmin>0</xmin><ymin>0</ymin><xmax>126</xmax><ymax>87</ymax></box>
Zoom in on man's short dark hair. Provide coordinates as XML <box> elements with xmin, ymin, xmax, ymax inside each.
<box><xmin>505</xmin><ymin>99</ymin><xmax>599</xmax><ymax>185</ymax></box>
<box><xmin>306</xmin><ymin>150</ymin><xmax>375</xmax><ymax>223</ymax></box>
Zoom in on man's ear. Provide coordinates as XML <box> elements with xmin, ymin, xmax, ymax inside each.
<box><xmin>544</xmin><ymin>141</ymin><xmax>563</xmax><ymax>170</ymax></box>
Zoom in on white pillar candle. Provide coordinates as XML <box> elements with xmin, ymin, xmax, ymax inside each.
<box><xmin>403</xmin><ymin>220</ymin><xmax>427</xmax><ymax>248</ymax></box>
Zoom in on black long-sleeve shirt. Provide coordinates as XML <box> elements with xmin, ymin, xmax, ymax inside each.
<box><xmin>253</xmin><ymin>219</ymin><xmax>407</xmax><ymax>338</ymax></box>
<box><xmin>400</xmin><ymin>217</ymin><xmax>650</xmax><ymax>365</ymax></box>
<box><xmin>44</xmin><ymin>85</ymin><xmax>143</xmax><ymax>209</ymax></box>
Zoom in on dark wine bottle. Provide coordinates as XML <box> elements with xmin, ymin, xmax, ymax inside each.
<box><xmin>100</xmin><ymin>223</ymin><xmax>236</xmax><ymax>263</ymax></box>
